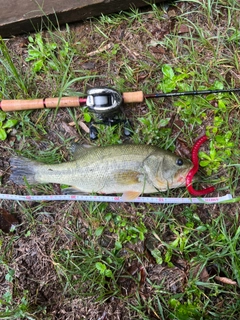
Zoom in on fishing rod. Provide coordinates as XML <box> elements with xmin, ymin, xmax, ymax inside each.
<box><xmin>1</xmin><ymin>87</ymin><xmax>239</xmax><ymax>139</ymax></box>
<box><xmin>1</xmin><ymin>87</ymin><xmax>240</xmax><ymax>113</ymax></box>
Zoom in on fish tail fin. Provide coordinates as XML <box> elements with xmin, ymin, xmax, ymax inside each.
<box><xmin>10</xmin><ymin>156</ymin><xmax>39</xmax><ymax>185</ymax></box>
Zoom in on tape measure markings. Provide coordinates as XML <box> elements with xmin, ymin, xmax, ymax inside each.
<box><xmin>0</xmin><ymin>193</ymin><xmax>233</xmax><ymax>203</ymax></box>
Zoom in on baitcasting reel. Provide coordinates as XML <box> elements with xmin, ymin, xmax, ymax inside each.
<box><xmin>86</xmin><ymin>87</ymin><xmax>122</xmax><ymax>118</ymax></box>
<box><xmin>85</xmin><ymin>87</ymin><xmax>131</xmax><ymax>139</ymax></box>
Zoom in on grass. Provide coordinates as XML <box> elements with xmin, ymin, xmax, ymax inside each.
<box><xmin>0</xmin><ymin>0</ymin><xmax>240</xmax><ymax>319</ymax></box>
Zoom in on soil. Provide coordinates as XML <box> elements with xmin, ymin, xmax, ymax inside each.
<box><xmin>0</xmin><ymin>1</ymin><xmax>240</xmax><ymax>319</ymax></box>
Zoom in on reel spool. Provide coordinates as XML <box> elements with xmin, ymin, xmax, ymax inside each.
<box><xmin>86</xmin><ymin>87</ymin><xmax>123</xmax><ymax>119</ymax></box>
<box><xmin>86</xmin><ymin>87</ymin><xmax>131</xmax><ymax>139</ymax></box>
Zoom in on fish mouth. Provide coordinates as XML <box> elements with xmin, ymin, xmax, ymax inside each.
<box><xmin>173</xmin><ymin>167</ymin><xmax>193</xmax><ymax>188</ymax></box>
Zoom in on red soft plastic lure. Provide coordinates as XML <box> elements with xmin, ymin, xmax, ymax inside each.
<box><xmin>186</xmin><ymin>135</ymin><xmax>215</xmax><ymax>196</ymax></box>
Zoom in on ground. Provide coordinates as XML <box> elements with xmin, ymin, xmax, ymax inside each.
<box><xmin>0</xmin><ymin>1</ymin><xmax>240</xmax><ymax>319</ymax></box>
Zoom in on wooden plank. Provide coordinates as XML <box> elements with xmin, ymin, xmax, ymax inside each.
<box><xmin>0</xmin><ymin>0</ymin><xmax>164</xmax><ymax>38</ymax></box>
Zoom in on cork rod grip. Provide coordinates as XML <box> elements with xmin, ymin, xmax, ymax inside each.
<box><xmin>0</xmin><ymin>97</ymin><xmax>81</xmax><ymax>111</ymax></box>
<box><xmin>122</xmin><ymin>91</ymin><xmax>144</xmax><ymax>103</ymax></box>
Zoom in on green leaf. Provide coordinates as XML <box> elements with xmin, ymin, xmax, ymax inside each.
<box><xmin>114</xmin><ymin>240</ymin><xmax>122</xmax><ymax>251</ymax></box>
<box><xmin>215</xmin><ymin>135</ymin><xmax>225</xmax><ymax>144</ymax></box>
<box><xmin>213</xmin><ymin>80</ymin><xmax>224</xmax><ymax>90</ymax></box>
<box><xmin>105</xmin><ymin>269</ymin><xmax>113</xmax><ymax>278</ymax></box>
<box><xmin>105</xmin><ymin>213</ymin><xmax>112</xmax><ymax>222</ymax></box>
<box><xmin>0</xmin><ymin>128</ymin><xmax>7</xmax><ymax>140</ymax></box>
<box><xmin>162</xmin><ymin>64</ymin><xmax>174</xmax><ymax>79</ymax></box>
<box><xmin>164</xmin><ymin>249</ymin><xmax>172</xmax><ymax>263</ymax></box>
<box><xmin>218</xmin><ymin>100</ymin><xmax>226</xmax><ymax>111</ymax></box>
<box><xmin>95</xmin><ymin>262</ymin><xmax>106</xmax><ymax>274</ymax></box>
<box><xmin>48</xmin><ymin>60</ymin><xmax>58</xmax><ymax>70</ymax></box>
<box><xmin>49</xmin><ymin>43</ymin><xmax>57</xmax><ymax>50</ymax></box>
<box><xmin>174</xmin><ymin>73</ymin><xmax>189</xmax><ymax>82</ymax></box>
<box><xmin>209</xmin><ymin>148</ymin><xmax>217</xmax><ymax>159</ymax></box>
<box><xmin>161</xmin><ymin>80</ymin><xmax>176</xmax><ymax>93</ymax></box>
<box><xmin>199</xmin><ymin>160</ymin><xmax>210</xmax><ymax>167</ymax></box>
<box><xmin>95</xmin><ymin>226</ymin><xmax>104</xmax><ymax>237</ymax></box>
<box><xmin>228</xmin><ymin>30</ymin><xmax>240</xmax><ymax>42</ymax></box>
<box><xmin>28</xmin><ymin>36</ymin><xmax>34</xmax><ymax>43</ymax></box>
<box><xmin>159</xmin><ymin>118</ymin><xmax>171</xmax><ymax>127</ymax></box>
<box><xmin>33</xmin><ymin>60</ymin><xmax>44</xmax><ymax>72</ymax></box>
<box><xmin>35</xmin><ymin>33</ymin><xmax>44</xmax><ymax>53</ymax></box>
<box><xmin>0</xmin><ymin>111</ymin><xmax>6</xmax><ymax>121</ymax></box>
<box><xmin>27</xmin><ymin>49</ymin><xmax>41</xmax><ymax>58</ymax></box>
<box><xmin>169</xmin><ymin>298</ymin><xmax>180</xmax><ymax>309</ymax></box>
<box><xmin>199</xmin><ymin>151</ymin><xmax>210</xmax><ymax>160</ymax></box>
<box><xmin>2</xmin><ymin>119</ymin><xmax>18</xmax><ymax>129</ymax></box>
<box><xmin>83</xmin><ymin>112</ymin><xmax>92</xmax><ymax>123</ymax></box>
<box><xmin>196</xmin><ymin>225</ymin><xmax>208</xmax><ymax>232</ymax></box>
<box><xmin>139</xmin><ymin>232</ymin><xmax>144</xmax><ymax>241</ymax></box>
<box><xmin>3</xmin><ymin>291</ymin><xmax>12</xmax><ymax>303</ymax></box>
<box><xmin>151</xmin><ymin>248</ymin><xmax>163</xmax><ymax>264</ymax></box>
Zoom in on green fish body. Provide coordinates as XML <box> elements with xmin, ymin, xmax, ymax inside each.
<box><xmin>10</xmin><ymin>144</ymin><xmax>192</xmax><ymax>200</ymax></box>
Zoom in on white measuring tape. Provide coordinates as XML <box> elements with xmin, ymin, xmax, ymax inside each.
<box><xmin>0</xmin><ymin>193</ymin><xmax>233</xmax><ymax>203</ymax></box>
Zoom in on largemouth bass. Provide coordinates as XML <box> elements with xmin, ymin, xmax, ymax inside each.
<box><xmin>10</xmin><ymin>144</ymin><xmax>193</xmax><ymax>200</ymax></box>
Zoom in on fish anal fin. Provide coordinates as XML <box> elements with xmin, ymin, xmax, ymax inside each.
<box><xmin>122</xmin><ymin>191</ymin><xmax>141</xmax><ymax>201</ymax></box>
<box><xmin>62</xmin><ymin>187</ymin><xmax>88</xmax><ymax>195</ymax></box>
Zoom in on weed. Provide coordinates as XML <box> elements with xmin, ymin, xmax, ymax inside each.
<box><xmin>135</xmin><ymin>100</ymin><xmax>172</xmax><ymax>146</ymax></box>
<box><xmin>0</xmin><ymin>266</ymin><xmax>45</xmax><ymax>319</ymax></box>
<box><xmin>0</xmin><ymin>111</ymin><xmax>18</xmax><ymax>140</ymax></box>
<box><xmin>0</xmin><ymin>37</ymin><xmax>28</xmax><ymax>95</ymax></box>
<box><xmin>25</xmin><ymin>34</ymin><xmax>58</xmax><ymax>73</ymax></box>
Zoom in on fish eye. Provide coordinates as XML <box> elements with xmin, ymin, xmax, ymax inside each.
<box><xmin>176</xmin><ymin>158</ymin><xmax>184</xmax><ymax>166</ymax></box>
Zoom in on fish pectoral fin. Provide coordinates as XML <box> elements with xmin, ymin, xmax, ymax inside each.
<box><xmin>114</xmin><ymin>170</ymin><xmax>141</xmax><ymax>185</ymax></box>
<box><xmin>62</xmin><ymin>187</ymin><xmax>88</xmax><ymax>195</ymax></box>
<box><xmin>122</xmin><ymin>191</ymin><xmax>141</xmax><ymax>201</ymax></box>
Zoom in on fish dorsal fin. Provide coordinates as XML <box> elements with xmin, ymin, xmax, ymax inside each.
<box><xmin>122</xmin><ymin>191</ymin><xmax>141</xmax><ymax>201</ymax></box>
<box><xmin>70</xmin><ymin>143</ymin><xmax>95</xmax><ymax>160</ymax></box>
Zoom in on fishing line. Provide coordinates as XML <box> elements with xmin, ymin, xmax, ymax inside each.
<box><xmin>0</xmin><ymin>193</ymin><xmax>232</xmax><ymax>203</ymax></box>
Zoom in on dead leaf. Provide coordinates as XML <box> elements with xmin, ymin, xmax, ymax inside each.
<box><xmin>78</xmin><ymin>121</ymin><xmax>90</xmax><ymax>133</ymax></box>
<box><xmin>168</xmin><ymin>9</ymin><xmax>177</xmax><ymax>18</ymax></box>
<box><xmin>68</xmin><ymin>121</ymin><xmax>90</xmax><ymax>133</ymax></box>
<box><xmin>61</xmin><ymin>122</ymin><xmax>78</xmax><ymax>136</ymax></box>
<box><xmin>215</xmin><ymin>276</ymin><xmax>237</xmax><ymax>285</ymax></box>
<box><xmin>191</xmin><ymin>263</ymin><xmax>210</xmax><ymax>282</ymax></box>
<box><xmin>86</xmin><ymin>43</ymin><xmax>112</xmax><ymax>57</ymax></box>
<box><xmin>151</xmin><ymin>46</ymin><xmax>166</xmax><ymax>54</ymax></box>
<box><xmin>121</xmin><ymin>43</ymin><xmax>140</xmax><ymax>59</ymax></box>
<box><xmin>0</xmin><ymin>208</ymin><xmax>19</xmax><ymax>233</ymax></box>
<box><xmin>178</xmin><ymin>24</ymin><xmax>190</xmax><ymax>34</ymax></box>
<box><xmin>81</xmin><ymin>62</ymin><xmax>95</xmax><ymax>70</ymax></box>
<box><xmin>175</xmin><ymin>138</ymin><xmax>191</xmax><ymax>159</ymax></box>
